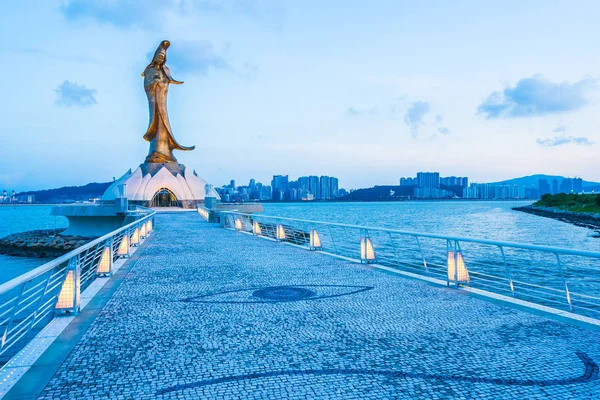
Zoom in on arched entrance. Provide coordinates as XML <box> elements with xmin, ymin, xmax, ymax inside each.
<box><xmin>151</xmin><ymin>188</ymin><xmax>182</xmax><ymax>207</ymax></box>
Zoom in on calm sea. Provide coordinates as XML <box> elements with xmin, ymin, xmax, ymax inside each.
<box><xmin>1</xmin><ymin>201</ymin><xmax>599</xmax><ymax>285</ymax></box>
<box><xmin>261</xmin><ymin>200</ymin><xmax>600</xmax><ymax>251</ymax></box>
<box><xmin>0</xmin><ymin>206</ymin><xmax>68</xmax><ymax>284</ymax></box>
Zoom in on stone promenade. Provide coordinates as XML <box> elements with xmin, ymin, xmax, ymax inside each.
<box><xmin>37</xmin><ymin>213</ymin><xmax>600</xmax><ymax>399</ymax></box>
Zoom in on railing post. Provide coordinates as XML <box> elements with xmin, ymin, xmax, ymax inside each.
<box><xmin>555</xmin><ymin>254</ymin><xmax>573</xmax><ymax>312</ymax></box>
<box><xmin>498</xmin><ymin>246</ymin><xmax>515</xmax><ymax>296</ymax></box>
<box><xmin>415</xmin><ymin>236</ymin><xmax>429</xmax><ymax>274</ymax></box>
<box><xmin>327</xmin><ymin>225</ymin><xmax>339</xmax><ymax>255</ymax></box>
<box><xmin>387</xmin><ymin>232</ymin><xmax>401</xmax><ymax>268</ymax></box>
<box><xmin>1</xmin><ymin>283</ymin><xmax>26</xmax><ymax>349</ymax></box>
<box><xmin>55</xmin><ymin>256</ymin><xmax>81</xmax><ymax>315</ymax></box>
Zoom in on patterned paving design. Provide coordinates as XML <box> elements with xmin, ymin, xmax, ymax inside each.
<box><xmin>37</xmin><ymin>213</ymin><xmax>600</xmax><ymax>399</ymax></box>
<box><xmin>181</xmin><ymin>284</ymin><xmax>374</xmax><ymax>304</ymax></box>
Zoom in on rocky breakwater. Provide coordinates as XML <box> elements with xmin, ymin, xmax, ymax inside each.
<box><xmin>0</xmin><ymin>229</ymin><xmax>98</xmax><ymax>259</ymax></box>
<box><xmin>513</xmin><ymin>205</ymin><xmax>600</xmax><ymax>234</ymax></box>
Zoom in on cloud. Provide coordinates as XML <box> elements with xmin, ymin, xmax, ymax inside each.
<box><xmin>55</xmin><ymin>81</ymin><xmax>97</xmax><ymax>107</ymax></box>
<box><xmin>438</xmin><ymin>127</ymin><xmax>450</xmax><ymax>135</ymax></box>
<box><xmin>404</xmin><ymin>101</ymin><xmax>430</xmax><ymax>134</ymax></box>
<box><xmin>478</xmin><ymin>75</ymin><xmax>596</xmax><ymax>119</ymax></box>
<box><xmin>60</xmin><ymin>0</ymin><xmax>285</xmax><ymax>30</ymax></box>
<box><xmin>536</xmin><ymin>123</ymin><xmax>593</xmax><ymax>146</ymax></box>
<box><xmin>60</xmin><ymin>0</ymin><xmax>168</xmax><ymax>28</ymax></box>
<box><xmin>536</xmin><ymin>136</ymin><xmax>594</xmax><ymax>147</ymax></box>
<box><xmin>552</xmin><ymin>122</ymin><xmax>567</xmax><ymax>134</ymax></box>
<box><xmin>345</xmin><ymin>107</ymin><xmax>379</xmax><ymax>116</ymax></box>
<box><xmin>162</xmin><ymin>40</ymin><xmax>234</xmax><ymax>75</ymax></box>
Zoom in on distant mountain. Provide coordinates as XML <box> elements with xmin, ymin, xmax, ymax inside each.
<box><xmin>488</xmin><ymin>174</ymin><xmax>600</xmax><ymax>188</ymax></box>
<box><xmin>18</xmin><ymin>182</ymin><xmax>112</xmax><ymax>203</ymax></box>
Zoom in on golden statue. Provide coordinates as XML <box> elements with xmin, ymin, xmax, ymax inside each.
<box><xmin>142</xmin><ymin>40</ymin><xmax>195</xmax><ymax>163</ymax></box>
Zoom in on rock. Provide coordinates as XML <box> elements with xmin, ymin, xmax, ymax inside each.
<box><xmin>0</xmin><ymin>229</ymin><xmax>98</xmax><ymax>258</ymax></box>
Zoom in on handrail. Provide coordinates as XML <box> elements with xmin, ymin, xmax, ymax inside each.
<box><xmin>220</xmin><ymin>210</ymin><xmax>600</xmax><ymax>320</ymax></box>
<box><xmin>0</xmin><ymin>212</ymin><xmax>156</xmax><ymax>295</ymax></box>
<box><xmin>219</xmin><ymin>211</ymin><xmax>600</xmax><ymax>259</ymax></box>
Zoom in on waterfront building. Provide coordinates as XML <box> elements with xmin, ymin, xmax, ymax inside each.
<box><xmin>271</xmin><ymin>175</ymin><xmax>289</xmax><ymax>200</ymax></box>
<box><xmin>440</xmin><ymin>176</ymin><xmax>469</xmax><ymax>188</ymax></box>
<box><xmin>573</xmin><ymin>177</ymin><xmax>583</xmax><ymax>193</ymax></box>
<box><xmin>399</xmin><ymin>177</ymin><xmax>417</xmax><ymax>186</ymax></box>
<box><xmin>560</xmin><ymin>178</ymin><xmax>573</xmax><ymax>194</ymax></box>
<box><xmin>552</xmin><ymin>179</ymin><xmax>559</xmax><ymax>195</ymax></box>
<box><xmin>417</xmin><ymin>172</ymin><xmax>440</xmax><ymax>189</ymax></box>
<box><xmin>414</xmin><ymin>187</ymin><xmax>453</xmax><ymax>199</ymax></box>
<box><xmin>320</xmin><ymin>176</ymin><xmax>331</xmax><ymax>199</ymax></box>
<box><xmin>538</xmin><ymin>179</ymin><xmax>551</xmax><ymax>196</ymax></box>
<box><xmin>309</xmin><ymin>176</ymin><xmax>320</xmax><ymax>199</ymax></box>
<box><xmin>330</xmin><ymin>177</ymin><xmax>339</xmax><ymax>198</ymax></box>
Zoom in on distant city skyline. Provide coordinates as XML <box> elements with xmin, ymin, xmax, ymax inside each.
<box><xmin>4</xmin><ymin>1</ymin><xmax>600</xmax><ymax>191</ymax></box>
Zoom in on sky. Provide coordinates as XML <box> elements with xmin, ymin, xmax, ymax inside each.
<box><xmin>2</xmin><ymin>0</ymin><xmax>600</xmax><ymax>191</ymax></box>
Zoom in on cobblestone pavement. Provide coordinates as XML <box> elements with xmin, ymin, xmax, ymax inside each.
<box><xmin>38</xmin><ymin>213</ymin><xmax>600</xmax><ymax>399</ymax></box>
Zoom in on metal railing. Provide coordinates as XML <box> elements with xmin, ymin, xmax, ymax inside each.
<box><xmin>0</xmin><ymin>212</ymin><xmax>155</xmax><ymax>361</ymax></box>
<box><xmin>221</xmin><ymin>211</ymin><xmax>600</xmax><ymax>320</ymax></box>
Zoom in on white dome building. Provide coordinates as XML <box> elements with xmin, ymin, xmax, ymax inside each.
<box><xmin>102</xmin><ymin>162</ymin><xmax>220</xmax><ymax>208</ymax></box>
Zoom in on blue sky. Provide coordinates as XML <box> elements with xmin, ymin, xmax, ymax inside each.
<box><xmin>2</xmin><ymin>0</ymin><xmax>600</xmax><ymax>191</ymax></box>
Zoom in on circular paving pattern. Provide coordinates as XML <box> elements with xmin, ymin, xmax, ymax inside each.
<box><xmin>252</xmin><ymin>286</ymin><xmax>316</xmax><ymax>301</ymax></box>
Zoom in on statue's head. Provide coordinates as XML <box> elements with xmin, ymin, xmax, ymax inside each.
<box><xmin>152</xmin><ymin>40</ymin><xmax>170</xmax><ymax>66</ymax></box>
<box><xmin>142</xmin><ymin>40</ymin><xmax>170</xmax><ymax>76</ymax></box>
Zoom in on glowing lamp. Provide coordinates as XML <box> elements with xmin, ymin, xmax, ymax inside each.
<box><xmin>117</xmin><ymin>234</ymin><xmax>130</xmax><ymax>258</ymax></box>
<box><xmin>447</xmin><ymin>250</ymin><xmax>470</xmax><ymax>285</ymax></box>
<box><xmin>55</xmin><ymin>262</ymin><xmax>80</xmax><ymax>314</ymax></box>
<box><xmin>253</xmin><ymin>221</ymin><xmax>262</xmax><ymax>236</ymax></box>
<box><xmin>96</xmin><ymin>246</ymin><xmax>113</xmax><ymax>276</ymax></box>
<box><xmin>360</xmin><ymin>237</ymin><xmax>376</xmax><ymax>263</ymax></box>
<box><xmin>146</xmin><ymin>219</ymin><xmax>153</xmax><ymax>233</ymax></box>
<box><xmin>309</xmin><ymin>229</ymin><xmax>322</xmax><ymax>250</ymax></box>
<box><xmin>235</xmin><ymin>218</ymin><xmax>243</xmax><ymax>231</ymax></box>
<box><xmin>140</xmin><ymin>223</ymin><xmax>147</xmax><ymax>238</ymax></box>
<box><xmin>276</xmin><ymin>224</ymin><xmax>286</xmax><ymax>241</ymax></box>
<box><xmin>131</xmin><ymin>228</ymin><xmax>140</xmax><ymax>246</ymax></box>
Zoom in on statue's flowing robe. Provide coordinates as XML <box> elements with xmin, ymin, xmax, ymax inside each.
<box><xmin>143</xmin><ymin>65</ymin><xmax>194</xmax><ymax>163</ymax></box>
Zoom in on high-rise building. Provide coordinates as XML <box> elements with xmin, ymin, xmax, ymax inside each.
<box><xmin>551</xmin><ymin>179</ymin><xmax>558</xmax><ymax>194</ymax></box>
<box><xmin>538</xmin><ymin>179</ymin><xmax>551</xmax><ymax>196</ymax></box>
<box><xmin>330</xmin><ymin>177</ymin><xmax>339</xmax><ymax>198</ymax></box>
<box><xmin>573</xmin><ymin>177</ymin><xmax>583</xmax><ymax>193</ymax></box>
<box><xmin>560</xmin><ymin>178</ymin><xmax>573</xmax><ymax>194</ymax></box>
<box><xmin>320</xmin><ymin>176</ymin><xmax>331</xmax><ymax>199</ymax></box>
<box><xmin>399</xmin><ymin>177</ymin><xmax>417</xmax><ymax>186</ymax></box>
<box><xmin>309</xmin><ymin>176</ymin><xmax>320</xmax><ymax>199</ymax></box>
<box><xmin>417</xmin><ymin>172</ymin><xmax>440</xmax><ymax>189</ymax></box>
<box><xmin>440</xmin><ymin>176</ymin><xmax>469</xmax><ymax>188</ymax></box>
<box><xmin>271</xmin><ymin>175</ymin><xmax>289</xmax><ymax>200</ymax></box>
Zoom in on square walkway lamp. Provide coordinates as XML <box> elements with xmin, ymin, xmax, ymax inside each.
<box><xmin>117</xmin><ymin>233</ymin><xmax>130</xmax><ymax>258</ymax></box>
<box><xmin>55</xmin><ymin>259</ymin><xmax>80</xmax><ymax>315</ymax></box>
<box><xmin>447</xmin><ymin>241</ymin><xmax>470</xmax><ymax>285</ymax></box>
<box><xmin>276</xmin><ymin>224</ymin><xmax>286</xmax><ymax>241</ymax></box>
<box><xmin>253</xmin><ymin>221</ymin><xmax>262</xmax><ymax>236</ymax></box>
<box><xmin>96</xmin><ymin>245</ymin><xmax>113</xmax><ymax>276</ymax></box>
<box><xmin>309</xmin><ymin>229</ymin><xmax>322</xmax><ymax>250</ymax></box>
<box><xmin>360</xmin><ymin>236</ymin><xmax>376</xmax><ymax>263</ymax></box>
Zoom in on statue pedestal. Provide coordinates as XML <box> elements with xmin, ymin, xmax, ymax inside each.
<box><xmin>101</xmin><ymin>162</ymin><xmax>219</xmax><ymax>209</ymax></box>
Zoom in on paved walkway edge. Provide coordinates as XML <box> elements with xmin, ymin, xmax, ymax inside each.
<box><xmin>2</xmin><ymin>234</ymin><xmax>155</xmax><ymax>400</ymax></box>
